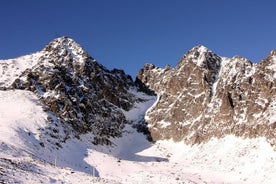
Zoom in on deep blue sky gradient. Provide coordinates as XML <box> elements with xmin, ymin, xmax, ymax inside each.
<box><xmin>0</xmin><ymin>0</ymin><xmax>276</xmax><ymax>78</ymax></box>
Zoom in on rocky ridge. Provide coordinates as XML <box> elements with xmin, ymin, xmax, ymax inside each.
<box><xmin>0</xmin><ymin>37</ymin><xmax>142</xmax><ymax>145</ymax></box>
<box><xmin>0</xmin><ymin>37</ymin><xmax>275</xmax><ymax>147</ymax></box>
<box><xmin>137</xmin><ymin>45</ymin><xmax>276</xmax><ymax>146</ymax></box>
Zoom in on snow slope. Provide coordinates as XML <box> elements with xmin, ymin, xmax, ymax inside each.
<box><xmin>0</xmin><ymin>53</ymin><xmax>41</xmax><ymax>87</ymax></box>
<box><xmin>1</xmin><ymin>89</ymin><xmax>276</xmax><ymax>184</ymax></box>
<box><xmin>0</xmin><ymin>90</ymin><xmax>114</xmax><ymax>183</ymax></box>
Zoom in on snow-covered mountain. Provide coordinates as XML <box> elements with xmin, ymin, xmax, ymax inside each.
<box><xmin>1</xmin><ymin>37</ymin><xmax>142</xmax><ymax>145</ymax></box>
<box><xmin>0</xmin><ymin>37</ymin><xmax>275</xmax><ymax>183</ymax></box>
<box><xmin>137</xmin><ymin>45</ymin><xmax>276</xmax><ymax>146</ymax></box>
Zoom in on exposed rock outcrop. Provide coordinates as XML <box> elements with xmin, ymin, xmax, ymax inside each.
<box><xmin>137</xmin><ymin>45</ymin><xmax>276</xmax><ymax>145</ymax></box>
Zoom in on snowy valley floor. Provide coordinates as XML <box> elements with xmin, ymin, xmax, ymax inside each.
<box><xmin>0</xmin><ymin>90</ymin><xmax>276</xmax><ymax>184</ymax></box>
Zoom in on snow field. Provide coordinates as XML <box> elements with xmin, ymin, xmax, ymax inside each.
<box><xmin>0</xmin><ymin>89</ymin><xmax>275</xmax><ymax>183</ymax></box>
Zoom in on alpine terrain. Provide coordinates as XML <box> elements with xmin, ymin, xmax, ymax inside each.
<box><xmin>0</xmin><ymin>37</ymin><xmax>275</xmax><ymax>183</ymax></box>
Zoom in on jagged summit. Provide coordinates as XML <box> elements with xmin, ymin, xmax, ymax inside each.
<box><xmin>45</xmin><ymin>36</ymin><xmax>84</xmax><ymax>51</ymax></box>
<box><xmin>0</xmin><ymin>36</ymin><xmax>140</xmax><ymax>145</ymax></box>
<box><xmin>137</xmin><ymin>46</ymin><xmax>276</xmax><ymax>145</ymax></box>
<box><xmin>178</xmin><ymin>45</ymin><xmax>221</xmax><ymax>68</ymax></box>
<box><xmin>186</xmin><ymin>45</ymin><xmax>211</xmax><ymax>57</ymax></box>
<box><xmin>266</xmin><ymin>49</ymin><xmax>276</xmax><ymax>58</ymax></box>
<box><xmin>0</xmin><ymin>37</ymin><xmax>103</xmax><ymax>88</ymax></box>
<box><xmin>186</xmin><ymin>45</ymin><xmax>211</xmax><ymax>54</ymax></box>
<box><xmin>43</xmin><ymin>36</ymin><xmax>90</xmax><ymax>63</ymax></box>
<box><xmin>41</xmin><ymin>36</ymin><xmax>102</xmax><ymax>73</ymax></box>
<box><xmin>261</xmin><ymin>49</ymin><xmax>276</xmax><ymax>67</ymax></box>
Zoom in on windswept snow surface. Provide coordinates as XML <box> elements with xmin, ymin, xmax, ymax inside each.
<box><xmin>0</xmin><ymin>90</ymin><xmax>276</xmax><ymax>183</ymax></box>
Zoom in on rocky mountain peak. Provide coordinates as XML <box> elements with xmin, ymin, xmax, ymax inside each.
<box><xmin>261</xmin><ymin>49</ymin><xmax>276</xmax><ymax>68</ymax></box>
<box><xmin>178</xmin><ymin>45</ymin><xmax>221</xmax><ymax>69</ymax></box>
<box><xmin>137</xmin><ymin>46</ymin><xmax>276</xmax><ymax>146</ymax></box>
<box><xmin>43</xmin><ymin>36</ymin><xmax>88</xmax><ymax>60</ymax></box>
<box><xmin>41</xmin><ymin>36</ymin><xmax>96</xmax><ymax>73</ymax></box>
<box><xmin>269</xmin><ymin>49</ymin><xmax>276</xmax><ymax>56</ymax></box>
<box><xmin>3</xmin><ymin>37</ymin><xmax>142</xmax><ymax>145</ymax></box>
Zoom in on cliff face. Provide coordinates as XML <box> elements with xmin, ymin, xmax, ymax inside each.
<box><xmin>136</xmin><ymin>45</ymin><xmax>276</xmax><ymax>145</ymax></box>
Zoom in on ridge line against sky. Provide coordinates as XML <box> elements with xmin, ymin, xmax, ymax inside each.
<box><xmin>0</xmin><ymin>0</ymin><xmax>276</xmax><ymax>78</ymax></box>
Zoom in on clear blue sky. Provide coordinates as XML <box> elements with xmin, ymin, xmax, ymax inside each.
<box><xmin>0</xmin><ymin>0</ymin><xmax>276</xmax><ymax>78</ymax></box>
